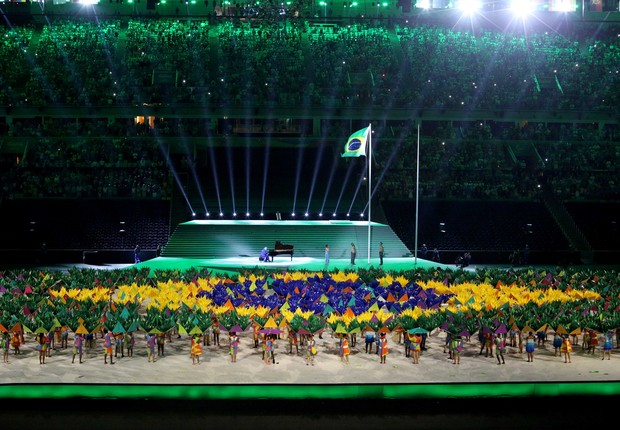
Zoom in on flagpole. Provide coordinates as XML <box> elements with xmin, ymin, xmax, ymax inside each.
<box><xmin>367</xmin><ymin>123</ymin><xmax>372</xmax><ymax>265</ymax></box>
<box><xmin>414</xmin><ymin>122</ymin><xmax>420</xmax><ymax>265</ymax></box>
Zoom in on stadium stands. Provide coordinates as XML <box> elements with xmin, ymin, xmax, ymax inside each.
<box><xmin>0</xmin><ymin>16</ymin><xmax>618</xmax><ymax>264</ymax></box>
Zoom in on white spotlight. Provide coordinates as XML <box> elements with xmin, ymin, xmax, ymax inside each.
<box><xmin>233</xmin><ymin>212</ymin><xmax>237</xmax><ymax>217</ymax></box>
<box><xmin>332</xmin><ymin>213</ymin><xmax>337</xmax><ymax>217</ymax></box>
<box><xmin>246</xmin><ymin>212</ymin><xmax>250</xmax><ymax>217</ymax></box>
<box><xmin>192</xmin><ymin>212</ymin><xmax>196</xmax><ymax>217</ymax></box>
<box><xmin>304</xmin><ymin>212</ymin><xmax>309</xmax><ymax>217</ymax></box>
<box><xmin>415</xmin><ymin>0</ymin><xmax>430</xmax><ymax>9</ymax></box>
<box><xmin>456</xmin><ymin>0</ymin><xmax>481</xmax><ymax>15</ymax></box>
<box><xmin>291</xmin><ymin>213</ymin><xmax>296</xmax><ymax>217</ymax></box>
<box><xmin>360</xmin><ymin>213</ymin><xmax>364</xmax><ymax>217</ymax></box>
<box><xmin>346</xmin><ymin>213</ymin><xmax>350</xmax><ymax>217</ymax></box>
<box><xmin>260</xmin><ymin>212</ymin><xmax>264</xmax><ymax>217</ymax></box>
<box><xmin>220</xmin><ymin>212</ymin><xmax>224</xmax><ymax>217</ymax></box>
<box><xmin>553</xmin><ymin>0</ymin><xmax>575</xmax><ymax>12</ymax></box>
<box><xmin>510</xmin><ymin>0</ymin><xmax>534</xmax><ymax>16</ymax></box>
<box><xmin>319</xmin><ymin>213</ymin><xmax>323</xmax><ymax>217</ymax></box>
<box><xmin>206</xmin><ymin>212</ymin><xmax>210</xmax><ymax>217</ymax></box>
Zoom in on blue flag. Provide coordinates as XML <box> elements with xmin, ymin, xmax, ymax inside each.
<box><xmin>341</xmin><ymin>126</ymin><xmax>369</xmax><ymax>157</ymax></box>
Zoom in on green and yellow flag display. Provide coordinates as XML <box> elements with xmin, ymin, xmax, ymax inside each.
<box><xmin>341</xmin><ymin>126</ymin><xmax>369</xmax><ymax>157</ymax></box>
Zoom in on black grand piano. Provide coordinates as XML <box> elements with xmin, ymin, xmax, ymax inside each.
<box><xmin>268</xmin><ymin>241</ymin><xmax>294</xmax><ymax>261</ymax></box>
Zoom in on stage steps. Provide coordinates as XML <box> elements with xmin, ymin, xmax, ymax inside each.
<box><xmin>161</xmin><ymin>220</ymin><xmax>411</xmax><ymax>260</ymax></box>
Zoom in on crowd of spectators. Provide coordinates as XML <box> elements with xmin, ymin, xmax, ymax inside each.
<box><xmin>24</xmin><ymin>19</ymin><xmax>121</xmax><ymax>106</ymax></box>
<box><xmin>214</xmin><ymin>19</ymin><xmax>305</xmax><ymax>106</ymax></box>
<box><xmin>0</xmin><ymin>26</ymin><xmax>32</xmax><ymax>106</ymax></box>
<box><xmin>0</xmin><ymin>137</ymin><xmax>172</xmax><ymax>200</ymax></box>
<box><xmin>1</xmin><ymin>119</ymin><xmax>618</xmax><ymax>203</ymax></box>
<box><xmin>394</xmin><ymin>23</ymin><xmax>620</xmax><ymax>111</ymax></box>
<box><xmin>1</xmin><ymin>18</ymin><xmax>619</xmax><ymax>110</ymax></box>
<box><xmin>6</xmin><ymin>117</ymin><xmax>215</xmax><ymax>138</ymax></box>
<box><xmin>124</xmin><ymin>18</ymin><xmax>211</xmax><ymax>104</ymax></box>
<box><xmin>537</xmin><ymin>141</ymin><xmax>620</xmax><ymax>201</ymax></box>
<box><xmin>307</xmin><ymin>23</ymin><xmax>396</xmax><ymax>105</ymax></box>
<box><xmin>374</xmin><ymin>118</ymin><xmax>620</xmax><ymax>202</ymax></box>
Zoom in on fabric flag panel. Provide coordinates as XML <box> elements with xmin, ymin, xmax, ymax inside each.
<box><xmin>341</xmin><ymin>126</ymin><xmax>369</xmax><ymax>157</ymax></box>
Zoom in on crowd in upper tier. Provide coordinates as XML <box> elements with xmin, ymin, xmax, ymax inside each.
<box><xmin>0</xmin><ymin>18</ymin><xmax>619</xmax><ymax>110</ymax></box>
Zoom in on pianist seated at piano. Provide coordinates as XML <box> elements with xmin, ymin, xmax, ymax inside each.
<box><xmin>259</xmin><ymin>247</ymin><xmax>271</xmax><ymax>262</ymax></box>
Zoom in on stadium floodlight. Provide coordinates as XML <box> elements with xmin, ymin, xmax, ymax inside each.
<box><xmin>510</xmin><ymin>0</ymin><xmax>535</xmax><ymax>16</ymax></box>
<box><xmin>456</xmin><ymin>0</ymin><xmax>481</xmax><ymax>15</ymax></box>
<box><xmin>415</xmin><ymin>0</ymin><xmax>430</xmax><ymax>9</ymax></box>
<box><xmin>552</xmin><ymin>0</ymin><xmax>576</xmax><ymax>12</ymax></box>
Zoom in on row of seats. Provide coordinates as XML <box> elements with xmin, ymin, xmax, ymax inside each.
<box><xmin>383</xmin><ymin>200</ymin><xmax>569</xmax><ymax>254</ymax></box>
<box><xmin>0</xmin><ymin>199</ymin><xmax>171</xmax><ymax>250</ymax></box>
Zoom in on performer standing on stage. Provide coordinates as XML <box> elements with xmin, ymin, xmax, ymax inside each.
<box><xmin>411</xmin><ymin>333</ymin><xmax>422</xmax><ymax>364</ymax></box>
<box><xmin>2</xmin><ymin>331</ymin><xmax>10</xmax><ymax>363</ymax></box>
<box><xmin>379</xmin><ymin>332</ymin><xmax>388</xmax><ymax>364</ymax></box>
<box><xmin>125</xmin><ymin>332</ymin><xmax>135</xmax><ymax>357</ymax></box>
<box><xmin>288</xmin><ymin>329</ymin><xmax>298</xmax><ymax>354</ymax></box>
<box><xmin>103</xmin><ymin>329</ymin><xmax>115</xmax><ymax>364</ymax></box>
<box><xmin>230</xmin><ymin>332</ymin><xmax>239</xmax><ymax>363</ymax></box>
<box><xmin>340</xmin><ymin>334</ymin><xmax>350</xmax><ymax>364</ymax></box>
<box><xmin>525</xmin><ymin>331</ymin><xmax>536</xmax><ymax>362</ymax></box>
<box><xmin>134</xmin><ymin>245</ymin><xmax>141</xmax><ymax>264</ymax></box>
<box><xmin>191</xmin><ymin>334</ymin><xmax>203</xmax><ymax>365</ymax></box>
<box><xmin>37</xmin><ymin>333</ymin><xmax>47</xmax><ymax>364</ymax></box>
<box><xmin>561</xmin><ymin>334</ymin><xmax>572</xmax><ymax>363</ymax></box>
<box><xmin>146</xmin><ymin>333</ymin><xmax>157</xmax><ymax>363</ymax></box>
<box><xmin>264</xmin><ymin>335</ymin><xmax>273</xmax><ymax>365</ymax></box>
<box><xmin>72</xmin><ymin>333</ymin><xmax>84</xmax><ymax>364</ymax></box>
<box><xmin>11</xmin><ymin>331</ymin><xmax>21</xmax><ymax>355</ymax></box>
<box><xmin>306</xmin><ymin>334</ymin><xmax>317</xmax><ymax>366</ymax></box>
<box><xmin>253</xmin><ymin>323</ymin><xmax>260</xmax><ymax>348</ymax></box>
